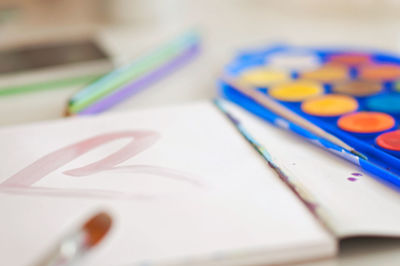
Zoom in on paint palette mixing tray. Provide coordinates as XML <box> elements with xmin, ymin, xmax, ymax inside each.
<box><xmin>220</xmin><ymin>45</ymin><xmax>400</xmax><ymax>182</ymax></box>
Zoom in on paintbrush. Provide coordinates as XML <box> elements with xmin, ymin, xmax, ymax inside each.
<box><xmin>214</xmin><ymin>97</ymin><xmax>400</xmax><ymax>190</ymax></box>
<box><xmin>33</xmin><ymin>212</ymin><xmax>112</xmax><ymax>266</ymax></box>
<box><xmin>213</xmin><ymin>99</ymin><xmax>322</xmax><ymax>216</ymax></box>
<box><xmin>221</xmin><ymin>75</ymin><xmax>367</xmax><ymax>160</ymax></box>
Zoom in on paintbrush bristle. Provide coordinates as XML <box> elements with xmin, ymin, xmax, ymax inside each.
<box><xmin>83</xmin><ymin>212</ymin><xmax>112</xmax><ymax>248</ymax></box>
<box><xmin>350</xmin><ymin>150</ymin><xmax>368</xmax><ymax>160</ymax></box>
<box><xmin>63</xmin><ymin>106</ymin><xmax>72</xmax><ymax>117</ymax></box>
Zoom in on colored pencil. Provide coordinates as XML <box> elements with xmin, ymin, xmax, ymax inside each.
<box><xmin>221</xmin><ymin>76</ymin><xmax>367</xmax><ymax>160</ymax></box>
<box><xmin>220</xmin><ymin>83</ymin><xmax>400</xmax><ymax>190</ymax></box>
<box><xmin>0</xmin><ymin>74</ymin><xmax>103</xmax><ymax>96</ymax></box>
<box><xmin>79</xmin><ymin>43</ymin><xmax>199</xmax><ymax>114</ymax></box>
<box><xmin>67</xmin><ymin>30</ymin><xmax>200</xmax><ymax>115</ymax></box>
<box><xmin>70</xmin><ymin>31</ymin><xmax>198</xmax><ymax>103</ymax></box>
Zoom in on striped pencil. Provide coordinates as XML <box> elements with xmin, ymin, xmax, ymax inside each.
<box><xmin>79</xmin><ymin>43</ymin><xmax>199</xmax><ymax>115</ymax></box>
<box><xmin>66</xmin><ymin>30</ymin><xmax>200</xmax><ymax>115</ymax></box>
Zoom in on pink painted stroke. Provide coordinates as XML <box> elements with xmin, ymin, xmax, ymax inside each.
<box><xmin>0</xmin><ymin>131</ymin><xmax>202</xmax><ymax>199</ymax></box>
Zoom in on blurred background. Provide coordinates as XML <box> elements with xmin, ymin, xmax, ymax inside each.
<box><xmin>2</xmin><ymin>0</ymin><xmax>400</xmax><ymax>125</ymax></box>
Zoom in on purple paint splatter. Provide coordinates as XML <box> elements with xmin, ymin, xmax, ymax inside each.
<box><xmin>351</xmin><ymin>172</ymin><xmax>362</xmax><ymax>176</ymax></box>
<box><xmin>347</xmin><ymin>177</ymin><xmax>357</xmax><ymax>182</ymax></box>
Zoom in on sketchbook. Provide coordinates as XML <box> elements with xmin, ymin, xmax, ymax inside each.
<box><xmin>0</xmin><ymin>100</ymin><xmax>398</xmax><ymax>266</ymax></box>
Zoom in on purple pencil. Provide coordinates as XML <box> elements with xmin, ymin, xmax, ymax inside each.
<box><xmin>79</xmin><ymin>44</ymin><xmax>200</xmax><ymax>115</ymax></box>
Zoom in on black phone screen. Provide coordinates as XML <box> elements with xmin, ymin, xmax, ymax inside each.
<box><xmin>0</xmin><ymin>40</ymin><xmax>109</xmax><ymax>74</ymax></box>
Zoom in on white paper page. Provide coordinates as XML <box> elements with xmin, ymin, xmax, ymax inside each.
<box><xmin>0</xmin><ymin>102</ymin><xmax>334</xmax><ymax>266</ymax></box>
<box><xmin>224</xmin><ymin>101</ymin><xmax>400</xmax><ymax>238</ymax></box>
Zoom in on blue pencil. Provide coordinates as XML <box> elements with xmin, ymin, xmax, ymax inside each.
<box><xmin>70</xmin><ymin>31</ymin><xmax>199</xmax><ymax>103</ymax></box>
<box><xmin>220</xmin><ymin>81</ymin><xmax>400</xmax><ymax>191</ymax></box>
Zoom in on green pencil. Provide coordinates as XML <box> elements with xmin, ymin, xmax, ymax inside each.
<box><xmin>68</xmin><ymin>31</ymin><xmax>200</xmax><ymax>114</ymax></box>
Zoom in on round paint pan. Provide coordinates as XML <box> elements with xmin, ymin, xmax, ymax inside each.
<box><xmin>337</xmin><ymin>111</ymin><xmax>396</xmax><ymax>138</ymax></box>
<box><xmin>358</xmin><ymin>64</ymin><xmax>400</xmax><ymax>81</ymax></box>
<box><xmin>239</xmin><ymin>67</ymin><xmax>290</xmax><ymax>87</ymax></box>
<box><xmin>394</xmin><ymin>80</ymin><xmax>400</xmax><ymax>92</ymax></box>
<box><xmin>267</xmin><ymin>51</ymin><xmax>321</xmax><ymax>70</ymax></box>
<box><xmin>376</xmin><ymin>130</ymin><xmax>400</xmax><ymax>157</ymax></box>
<box><xmin>332</xmin><ymin>80</ymin><xmax>382</xmax><ymax>97</ymax></box>
<box><xmin>327</xmin><ymin>53</ymin><xmax>371</xmax><ymax>66</ymax></box>
<box><xmin>365</xmin><ymin>93</ymin><xmax>400</xmax><ymax>116</ymax></box>
<box><xmin>300</xmin><ymin>65</ymin><xmax>350</xmax><ymax>83</ymax></box>
<box><xmin>269</xmin><ymin>80</ymin><xmax>324</xmax><ymax>102</ymax></box>
<box><xmin>301</xmin><ymin>94</ymin><xmax>358</xmax><ymax>118</ymax></box>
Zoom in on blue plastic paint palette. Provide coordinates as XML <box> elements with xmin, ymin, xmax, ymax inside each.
<box><xmin>220</xmin><ymin>45</ymin><xmax>400</xmax><ymax>178</ymax></box>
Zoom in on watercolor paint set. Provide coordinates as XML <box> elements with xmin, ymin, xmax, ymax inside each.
<box><xmin>220</xmin><ymin>44</ymin><xmax>400</xmax><ymax>186</ymax></box>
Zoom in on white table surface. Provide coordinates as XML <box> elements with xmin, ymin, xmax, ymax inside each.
<box><xmin>1</xmin><ymin>1</ymin><xmax>400</xmax><ymax>265</ymax></box>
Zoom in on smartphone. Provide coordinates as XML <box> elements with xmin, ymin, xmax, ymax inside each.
<box><xmin>0</xmin><ymin>38</ymin><xmax>113</xmax><ymax>95</ymax></box>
